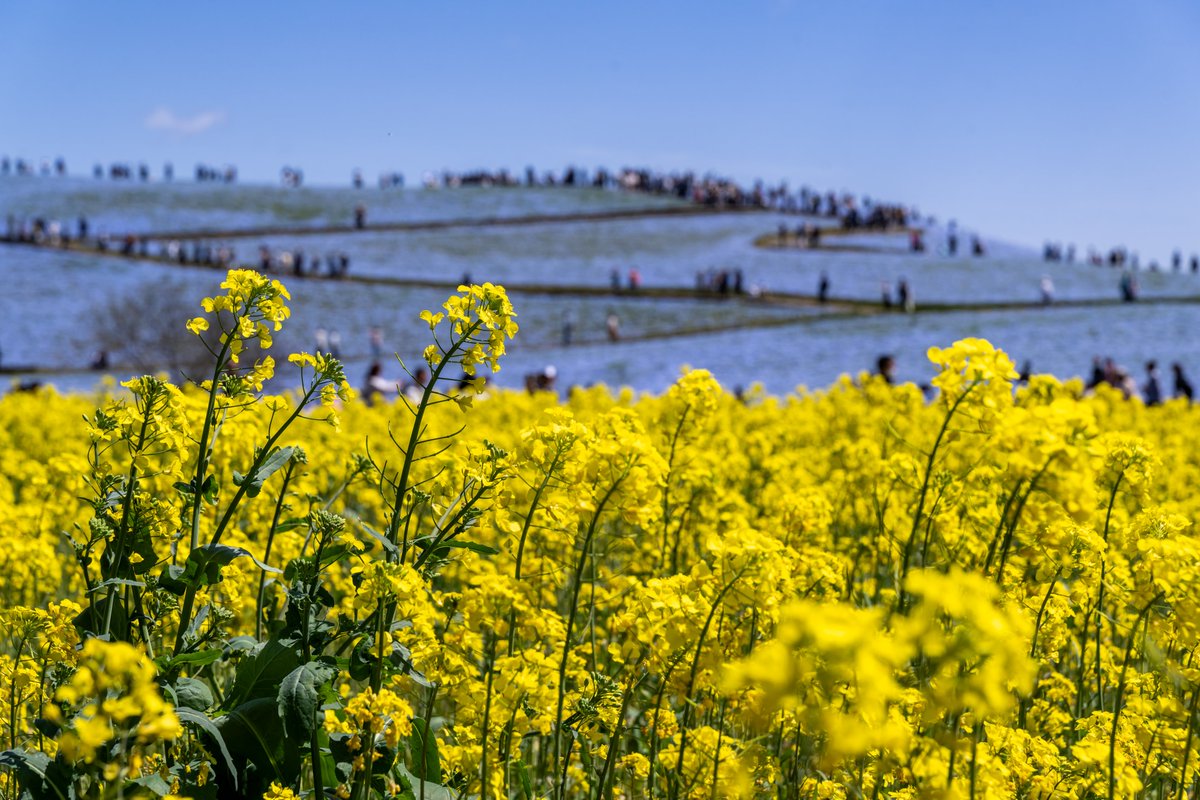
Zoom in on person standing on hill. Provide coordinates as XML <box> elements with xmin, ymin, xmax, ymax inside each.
<box><xmin>1173</xmin><ymin>363</ymin><xmax>1194</xmax><ymax>400</ymax></box>
<box><xmin>606</xmin><ymin>311</ymin><xmax>621</xmax><ymax>342</ymax></box>
<box><xmin>898</xmin><ymin>278</ymin><xmax>914</xmax><ymax>313</ymax></box>
<box><xmin>1039</xmin><ymin>275</ymin><xmax>1055</xmax><ymax>305</ymax></box>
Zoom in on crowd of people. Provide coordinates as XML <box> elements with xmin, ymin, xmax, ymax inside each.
<box><xmin>1</xmin><ymin>212</ymin><xmax>356</xmax><ymax>282</ymax></box>
<box><xmin>1</xmin><ymin>157</ymin><xmax>66</xmax><ymax>177</ymax></box>
<box><xmin>0</xmin><ymin>154</ymin><xmax>236</xmax><ymax>184</ymax></box>
<box><xmin>868</xmin><ymin>352</ymin><xmax>1199</xmax><ymax>409</ymax></box>
<box><xmin>356</xmin><ymin>170</ymin><xmax>405</xmax><ymax>189</ymax></box>
<box><xmin>256</xmin><ymin>246</ymin><xmax>352</xmax><ymax>278</ymax></box>
<box><xmin>1088</xmin><ymin>357</ymin><xmax>1194</xmax><ymax>404</ymax></box>
<box><xmin>418</xmin><ymin>163</ymin><xmax>928</xmax><ymax>220</ymax></box>
<box><xmin>4</xmin><ymin>214</ymin><xmax>83</xmax><ymax>246</ymax></box>
<box><xmin>6</xmin><ymin>155</ymin><xmax>945</xmax><ymax>246</ymax></box>
<box><xmin>1045</xmin><ymin>242</ymin><xmax>1200</xmax><ymax>274</ymax></box>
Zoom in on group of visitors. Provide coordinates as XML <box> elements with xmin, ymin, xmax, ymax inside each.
<box><xmin>422</xmin><ymin>163</ymin><xmax>927</xmax><ymax>221</ymax></box>
<box><xmin>1045</xmin><ymin>243</ymin><xmax>1200</xmax><ymax>274</ymax></box>
<box><xmin>4</xmin><ymin>214</ymin><xmax>84</xmax><ymax>246</ymax></box>
<box><xmin>1</xmin><ymin>156</ymin><xmax>66</xmax><ymax>177</ymax></box>
<box><xmin>257</xmin><ymin>246</ymin><xmax>351</xmax><ymax>278</ymax></box>
<box><xmin>0</xmin><ymin>154</ymin><xmax>240</xmax><ymax>184</ymax></box>
<box><xmin>361</xmin><ymin>362</ymin><xmax>431</xmax><ymax>406</ymax></box>
<box><xmin>1089</xmin><ymin>357</ymin><xmax>1194</xmax><ymax>404</ymax></box>
<box><xmin>695</xmin><ymin>267</ymin><xmax>745</xmax><ymax>295</ymax></box>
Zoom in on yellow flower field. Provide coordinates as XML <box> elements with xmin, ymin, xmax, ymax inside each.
<box><xmin>2</xmin><ymin>271</ymin><xmax>1200</xmax><ymax>800</ymax></box>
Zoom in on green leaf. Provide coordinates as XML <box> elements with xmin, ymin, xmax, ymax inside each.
<box><xmin>86</xmin><ymin>577</ymin><xmax>146</xmax><ymax>593</ymax></box>
<box><xmin>235</xmin><ymin>446</ymin><xmax>296</xmax><ymax>498</ymax></box>
<box><xmin>317</xmin><ymin>542</ymin><xmax>358</xmax><ymax>569</ymax></box>
<box><xmin>133</xmin><ymin>773</ymin><xmax>173</xmax><ymax>796</ymax></box>
<box><xmin>159</xmin><ymin>564</ymin><xmax>187</xmax><ymax>595</ymax></box>
<box><xmin>275</xmin><ymin>516</ymin><xmax>308</xmax><ymax>533</ymax></box>
<box><xmin>177</xmin><ymin>707</ymin><xmax>238</xmax><ymax>787</ymax></box>
<box><xmin>201</xmin><ymin>473</ymin><xmax>220</xmax><ymax>505</ymax></box>
<box><xmin>174</xmin><ymin>544</ymin><xmax>280</xmax><ymax>594</ymax></box>
<box><xmin>162</xmin><ymin>648</ymin><xmax>223</xmax><ymax>671</ymax></box>
<box><xmin>396</xmin><ymin>763</ymin><xmax>455</xmax><ymax>800</ymax></box>
<box><xmin>227</xmin><ymin>636</ymin><xmax>302</xmax><ymax>708</ymax></box>
<box><xmin>0</xmin><ymin>749</ymin><xmax>73</xmax><ymax>800</ymax></box>
<box><xmin>72</xmin><ymin>600</ymin><xmax>128</xmax><ymax>639</ymax></box>
<box><xmin>278</xmin><ymin>661</ymin><xmax>337</xmax><ymax>740</ymax></box>
<box><xmin>185</xmin><ymin>604</ymin><xmax>211</xmax><ymax>640</ymax></box>
<box><xmin>514</xmin><ymin>757</ymin><xmax>533</xmax><ymax>800</ymax></box>
<box><xmin>432</xmin><ymin>539</ymin><xmax>501</xmax><ymax>556</ymax></box>
<box><xmin>214</xmin><ymin>697</ymin><xmax>298</xmax><ymax>789</ymax></box>
<box><xmin>192</xmin><ymin>543</ymin><xmax>280</xmax><ymax>575</ymax></box>
<box><xmin>408</xmin><ymin>717</ymin><xmax>442</xmax><ymax>784</ymax></box>
<box><xmin>348</xmin><ymin>638</ymin><xmax>374</xmax><ymax>682</ymax></box>
<box><xmin>175</xmin><ymin>677</ymin><xmax>214</xmax><ymax>711</ymax></box>
<box><xmin>357</xmin><ymin>519</ymin><xmax>399</xmax><ymax>558</ymax></box>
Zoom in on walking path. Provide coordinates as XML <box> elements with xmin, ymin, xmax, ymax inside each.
<box><xmin>4</xmin><ymin>235</ymin><xmax>1196</xmax><ymax>314</ymax></box>
<box><xmin>115</xmin><ymin>203</ymin><xmax>768</xmax><ymax>242</ymax></box>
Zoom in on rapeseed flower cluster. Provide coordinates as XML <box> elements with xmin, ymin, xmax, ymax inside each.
<box><xmin>7</xmin><ymin>272</ymin><xmax>1200</xmax><ymax>799</ymax></box>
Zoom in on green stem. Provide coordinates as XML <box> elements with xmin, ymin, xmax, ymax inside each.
<box><xmin>670</xmin><ymin>569</ymin><xmax>748</xmax><ymax>800</ymax></box>
<box><xmin>1176</xmin><ymin>685</ymin><xmax>1200</xmax><ymax>800</ymax></box>
<box><xmin>102</xmin><ymin>411</ymin><xmax>151</xmax><ymax>639</ymax></box>
<box><xmin>1108</xmin><ymin>593</ymin><xmax>1162</xmax><ymax>800</ymax></box>
<box><xmin>256</xmin><ymin>461</ymin><xmax>298</xmax><ymax>639</ymax></box>
<box><xmin>553</xmin><ymin>474</ymin><xmax>626</xmax><ymax>799</ymax></box>
<box><xmin>175</xmin><ymin>384</ymin><xmax>317</xmax><ymax>655</ymax></box>
<box><xmin>385</xmin><ymin>321</ymin><xmax>483</xmax><ymax>557</ymax></box>
<box><xmin>1095</xmin><ymin>473</ymin><xmax>1125</xmax><ymax>710</ymax></box>
<box><xmin>899</xmin><ymin>386</ymin><xmax>974</xmax><ymax>607</ymax></box>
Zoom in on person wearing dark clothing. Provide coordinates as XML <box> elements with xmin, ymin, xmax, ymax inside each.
<box><xmin>1120</xmin><ymin>272</ymin><xmax>1138</xmax><ymax>302</ymax></box>
<box><xmin>1143</xmin><ymin>360</ymin><xmax>1162</xmax><ymax>406</ymax></box>
<box><xmin>818</xmin><ymin>272</ymin><xmax>830</xmax><ymax>303</ymax></box>
<box><xmin>875</xmin><ymin>355</ymin><xmax>896</xmax><ymax>384</ymax></box>
<box><xmin>354</xmin><ymin>205</ymin><xmax>366</xmax><ymax>229</ymax></box>
<box><xmin>1173</xmin><ymin>363</ymin><xmax>1194</xmax><ymax>400</ymax></box>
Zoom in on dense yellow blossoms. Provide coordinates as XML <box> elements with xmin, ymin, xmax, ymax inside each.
<box><xmin>49</xmin><ymin>640</ymin><xmax>181</xmax><ymax>765</ymax></box>
<box><xmin>6</xmin><ymin>276</ymin><xmax>1200</xmax><ymax>799</ymax></box>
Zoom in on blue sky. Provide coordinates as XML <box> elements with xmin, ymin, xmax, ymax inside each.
<box><xmin>3</xmin><ymin>1</ymin><xmax>1199</xmax><ymax>261</ymax></box>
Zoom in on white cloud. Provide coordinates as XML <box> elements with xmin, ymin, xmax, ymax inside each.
<box><xmin>145</xmin><ymin>107</ymin><xmax>227</xmax><ymax>136</ymax></box>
